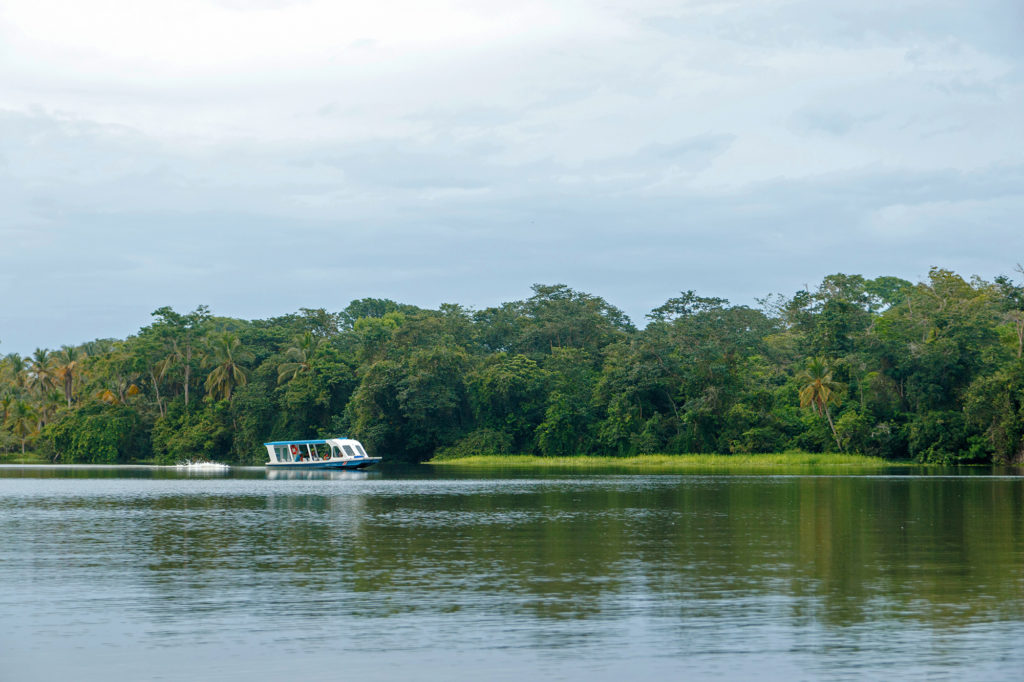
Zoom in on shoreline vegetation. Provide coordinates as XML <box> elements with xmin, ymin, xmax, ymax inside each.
<box><xmin>4</xmin><ymin>269</ymin><xmax>1024</xmax><ymax>467</ymax></box>
<box><xmin>0</xmin><ymin>451</ymin><xmax>49</xmax><ymax>465</ymax></box>
<box><xmin>428</xmin><ymin>453</ymin><xmax>905</xmax><ymax>469</ymax></box>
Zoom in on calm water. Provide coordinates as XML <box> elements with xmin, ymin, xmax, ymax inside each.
<box><xmin>1</xmin><ymin>465</ymin><xmax>1022</xmax><ymax>681</ymax></box>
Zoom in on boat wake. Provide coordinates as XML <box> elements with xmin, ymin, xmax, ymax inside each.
<box><xmin>175</xmin><ymin>460</ymin><xmax>231</xmax><ymax>472</ymax></box>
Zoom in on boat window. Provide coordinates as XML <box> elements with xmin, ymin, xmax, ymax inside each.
<box><xmin>354</xmin><ymin>444</ymin><xmax>369</xmax><ymax>457</ymax></box>
<box><xmin>342</xmin><ymin>445</ymin><xmax>356</xmax><ymax>457</ymax></box>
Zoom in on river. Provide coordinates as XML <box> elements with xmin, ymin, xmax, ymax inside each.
<box><xmin>1</xmin><ymin>465</ymin><xmax>1022</xmax><ymax>681</ymax></box>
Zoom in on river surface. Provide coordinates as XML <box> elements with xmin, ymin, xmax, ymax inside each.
<box><xmin>1</xmin><ymin>465</ymin><xmax>1022</xmax><ymax>681</ymax></box>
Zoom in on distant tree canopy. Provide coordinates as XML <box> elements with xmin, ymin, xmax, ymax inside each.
<box><xmin>3</xmin><ymin>269</ymin><xmax>1024</xmax><ymax>465</ymax></box>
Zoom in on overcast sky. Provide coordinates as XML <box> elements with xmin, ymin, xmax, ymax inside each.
<box><xmin>1</xmin><ymin>0</ymin><xmax>1022</xmax><ymax>353</ymax></box>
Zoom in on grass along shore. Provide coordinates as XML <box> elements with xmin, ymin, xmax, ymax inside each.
<box><xmin>427</xmin><ymin>453</ymin><xmax>905</xmax><ymax>469</ymax></box>
<box><xmin>0</xmin><ymin>451</ymin><xmax>51</xmax><ymax>465</ymax></box>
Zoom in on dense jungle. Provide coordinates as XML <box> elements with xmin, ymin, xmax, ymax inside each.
<box><xmin>2</xmin><ymin>267</ymin><xmax>1023</xmax><ymax>465</ymax></box>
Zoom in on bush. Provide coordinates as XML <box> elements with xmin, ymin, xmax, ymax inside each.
<box><xmin>433</xmin><ymin>428</ymin><xmax>514</xmax><ymax>461</ymax></box>
<box><xmin>151</xmin><ymin>401</ymin><xmax>231</xmax><ymax>464</ymax></box>
<box><xmin>836</xmin><ymin>411</ymin><xmax>907</xmax><ymax>459</ymax></box>
<box><xmin>907</xmin><ymin>410</ymin><xmax>977</xmax><ymax>464</ymax></box>
<box><xmin>43</xmin><ymin>403</ymin><xmax>150</xmax><ymax>464</ymax></box>
<box><xmin>730</xmin><ymin>426</ymin><xmax>787</xmax><ymax>454</ymax></box>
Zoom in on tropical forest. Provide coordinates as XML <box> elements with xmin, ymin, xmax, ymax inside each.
<box><xmin>2</xmin><ymin>267</ymin><xmax>1024</xmax><ymax>465</ymax></box>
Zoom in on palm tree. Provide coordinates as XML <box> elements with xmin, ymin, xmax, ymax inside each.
<box><xmin>1</xmin><ymin>353</ymin><xmax>28</xmax><ymax>394</ymax></box>
<box><xmin>0</xmin><ymin>394</ymin><xmax>12</xmax><ymax>454</ymax></box>
<box><xmin>9</xmin><ymin>400</ymin><xmax>37</xmax><ymax>455</ymax></box>
<box><xmin>26</xmin><ymin>348</ymin><xmax>56</xmax><ymax>398</ymax></box>
<box><xmin>152</xmin><ymin>306</ymin><xmax>210</xmax><ymax>410</ymax></box>
<box><xmin>0</xmin><ymin>394</ymin><xmax>12</xmax><ymax>453</ymax></box>
<box><xmin>35</xmin><ymin>390</ymin><xmax>63</xmax><ymax>431</ymax></box>
<box><xmin>277</xmin><ymin>332</ymin><xmax>323</xmax><ymax>384</ymax></box>
<box><xmin>160</xmin><ymin>340</ymin><xmax>193</xmax><ymax>408</ymax></box>
<box><xmin>0</xmin><ymin>394</ymin><xmax>11</xmax><ymax>425</ymax></box>
<box><xmin>796</xmin><ymin>357</ymin><xmax>844</xmax><ymax>450</ymax></box>
<box><xmin>203</xmin><ymin>332</ymin><xmax>253</xmax><ymax>402</ymax></box>
<box><xmin>52</xmin><ymin>346</ymin><xmax>87</xmax><ymax>408</ymax></box>
<box><xmin>148</xmin><ymin>354</ymin><xmax>172</xmax><ymax>417</ymax></box>
<box><xmin>96</xmin><ymin>378</ymin><xmax>142</xmax><ymax>405</ymax></box>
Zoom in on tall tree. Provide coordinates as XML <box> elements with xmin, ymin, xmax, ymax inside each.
<box><xmin>0</xmin><ymin>394</ymin><xmax>11</xmax><ymax>454</ymax></box>
<box><xmin>277</xmin><ymin>332</ymin><xmax>323</xmax><ymax>385</ymax></box>
<box><xmin>796</xmin><ymin>357</ymin><xmax>844</xmax><ymax>450</ymax></box>
<box><xmin>0</xmin><ymin>394</ymin><xmax>11</xmax><ymax>425</ymax></box>
<box><xmin>151</xmin><ymin>305</ymin><xmax>211</xmax><ymax>409</ymax></box>
<box><xmin>0</xmin><ymin>353</ymin><xmax>27</xmax><ymax>394</ymax></box>
<box><xmin>9</xmin><ymin>400</ymin><xmax>36</xmax><ymax>454</ymax></box>
<box><xmin>52</xmin><ymin>346</ymin><xmax>87</xmax><ymax>408</ymax></box>
<box><xmin>204</xmin><ymin>332</ymin><xmax>253</xmax><ymax>403</ymax></box>
<box><xmin>994</xmin><ymin>269</ymin><xmax>1024</xmax><ymax>360</ymax></box>
<box><xmin>26</xmin><ymin>348</ymin><xmax>55</xmax><ymax>399</ymax></box>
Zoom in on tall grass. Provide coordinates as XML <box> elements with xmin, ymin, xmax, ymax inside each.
<box><xmin>0</xmin><ymin>451</ymin><xmax>50</xmax><ymax>465</ymax></box>
<box><xmin>427</xmin><ymin>452</ymin><xmax>905</xmax><ymax>469</ymax></box>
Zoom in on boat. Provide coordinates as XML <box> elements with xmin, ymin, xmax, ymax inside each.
<box><xmin>263</xmin><ymin>438</ymin><xmax>382</xmax><ymax>470</ymax></box>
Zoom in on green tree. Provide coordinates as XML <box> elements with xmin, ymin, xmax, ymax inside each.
<box><xmin>518</xmin><ymin>283</ymin><xmax>634</xmax><ymax>355</ymax></box>
<box><xmin>44</xmin><ymin>402</ymin><xmax>148</xmax><ymax>464</ymax></box>
<box><xmin>52</xmin><ymin>345</ymin><xmax>87</xmax><ymax>408</ymax></box>
<box><xmin>0</xmin><ymin>394</ymin><xmax>12</xmax><ymax>426</ymax></box>
<box><xmin>796</xmin><ymin>357</ymin><xmax>844</xmax><ymax>450</ymax></box>
<box><xmin>203</xmin><ymin>332</ymin><xmax>253</xmax><ymax>403</ymax></box>
<box><xmin>26</xmin><ymin>348</ymin><xmax>55</xmax><ymax>400</ymax></box>
<box><xmin>9</xmin><ymin>400</ymin><xmax>36</xmax><ymax>454</ymax></box>
<box><xmin>994</xmin><ymin>270</ymin><xmax>1024</xmax><ymax>359</ymax></box>
<box><xmin>90</xmin><ymin>345</ymin><xmax>143</xmax><ymax>406</ymax></box>
<box><xmin>535</xmin><ymin>348</ymin><xmax>599</xmax><ymax>456</ymax></box>
<box><xmin>467</xmin><ymin>353</ymin><xmax>549</xmax><ymax>451</ymax></box>
<box><xmin>151</xmin><ymin>305</ymin><xmax>211</xmax><ymax>409</ymax></box>
<box><xmin>277</xmin><ymin>332</ymin><xmax>323</xmax><ymax>385</ymax></box>
<box><xmin>1</xmin><ymin>353</ymin><xmax>27</xmax><ymax>394</ymax></box>
<box><xmin>965</xmin><ymin>364</ymin><xmax>1024</xmax><ymax>463</ymax></box>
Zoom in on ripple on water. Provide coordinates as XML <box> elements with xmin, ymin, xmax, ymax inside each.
<box><xmin>0</xmin><ymin>468</ymin><xmax>1022</xmax><ymax>681</ymax></box>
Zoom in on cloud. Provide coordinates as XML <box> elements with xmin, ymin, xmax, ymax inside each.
<box><xmin>0</xmin><ymin>1</ymin><xmax>1022</xmax><ymax>352</ymax></box>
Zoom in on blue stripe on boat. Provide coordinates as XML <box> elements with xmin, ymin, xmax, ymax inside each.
<box><xmin>263</xmin><ymin>438</ymin><xmax>349</xmax><ymax>446</ymax></box>
<box><xmin>266</xmin><ymin>458</ymin><xmax>382</xmax><ymax>469</ymax></box>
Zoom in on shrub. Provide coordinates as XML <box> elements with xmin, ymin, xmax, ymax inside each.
<box><xmin>433</xmin><ymin>428</ymin><xmax>514</xmax><ymax>461</ymax></box>
<box><xmin>44</xmin><ymin>403</ymin><xmax>149</xmax><ymax>463</ymax></box>
<box><xmin>907</xmin><ymin>410</ymin><xmax>977</xmax><ymax>464</ymax></box>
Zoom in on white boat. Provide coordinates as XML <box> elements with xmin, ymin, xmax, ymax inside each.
<box><xmin>263</xmin><ymin>438</ymin><xmax>382</xmax><ymax>470</ymax></box>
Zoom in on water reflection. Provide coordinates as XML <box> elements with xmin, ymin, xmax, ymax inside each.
<box><xmin>0</xmin><ymin>468</ymin><xmax>1021</xmax><ymax>681</ymax></box>
<box><xmin>265</xmin><ymin>469</ymin><xmax>374</xmax><ymax>481</ymax></box>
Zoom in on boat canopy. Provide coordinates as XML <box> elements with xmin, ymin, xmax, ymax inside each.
<box><xmin>264</xmin><ymin>437</ymin><xmax>371</xmax><ymax>465</ymax></box>
<box><xmin>263</xmin><ymin>439</ymin><xmax>339</xmax><ymax>446</ymax></box>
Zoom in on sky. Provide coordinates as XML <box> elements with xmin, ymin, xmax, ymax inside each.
<box><xmin>1</xmin><ymin>0</ymin><xmax>1022</xmax><ymax>353</ymax></box>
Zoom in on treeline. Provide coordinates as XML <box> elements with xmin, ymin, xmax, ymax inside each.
<box><xmin>2</xmin><ymin>268</ymin><xmax>1024</xmax><ymax>465</ymax></box>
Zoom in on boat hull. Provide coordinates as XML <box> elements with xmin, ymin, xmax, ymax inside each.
<box><xmin>266</xmin><ymin>458</ymin><xmax>382</xmax><ymax>470</ymax></box>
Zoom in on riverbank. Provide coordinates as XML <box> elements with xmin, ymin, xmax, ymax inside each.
<box><xmin>0</xmin><ymin>451</ymin><xmax>49</xmax><ymax>465</ymax></box>
<box><xmin>427</xmin><ymin>453</ymin><xmax>905</xmax><ymax>470</ymax></box>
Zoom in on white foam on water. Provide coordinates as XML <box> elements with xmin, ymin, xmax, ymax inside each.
<box><xmin>175</xmin><ymin>461</ymin><xmax>231</xmax><ymax>471</ymax></box>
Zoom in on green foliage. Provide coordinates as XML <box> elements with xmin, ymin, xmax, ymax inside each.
<box><xmin>428</xmin><ymin>452</ymin><xmax>898</xmax><ymax>469</ymax></box>
<box><xmin>7</xmin><ymin>272</ymin><xmax>1024</xmax><ymax>465</ymax></box>
<box><xmin>907</xmin><ymin>411</ymin><xmax>976</xmax><ymax>464</ymax></box>
<box><xmin>44</xmin><ymin>403</ymin><xmax>148</xmax><ymax>463</ymax></box>
<box><xmin>151</xmin><ymin>401</ymin><xmax>231</xmax><ymax>464</ymax></box>
<box><xmin>834</xmin><ymin>410</ymin><xmax>906</xmax><ymax>459</ymax></box>
<box><xmin>467</xmin><ymin>353</ymin><xmax>548</xmax><ymax>452</ymax></box>
<box><xmin>964</xmin><ymin>364</ymin><xmax>1024</xmax><ymax>464</ymax></box>
<box><xmin>433</xmin><ymin>428</ymin><xmax>514</xmax><ymax>460</ymax></box>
